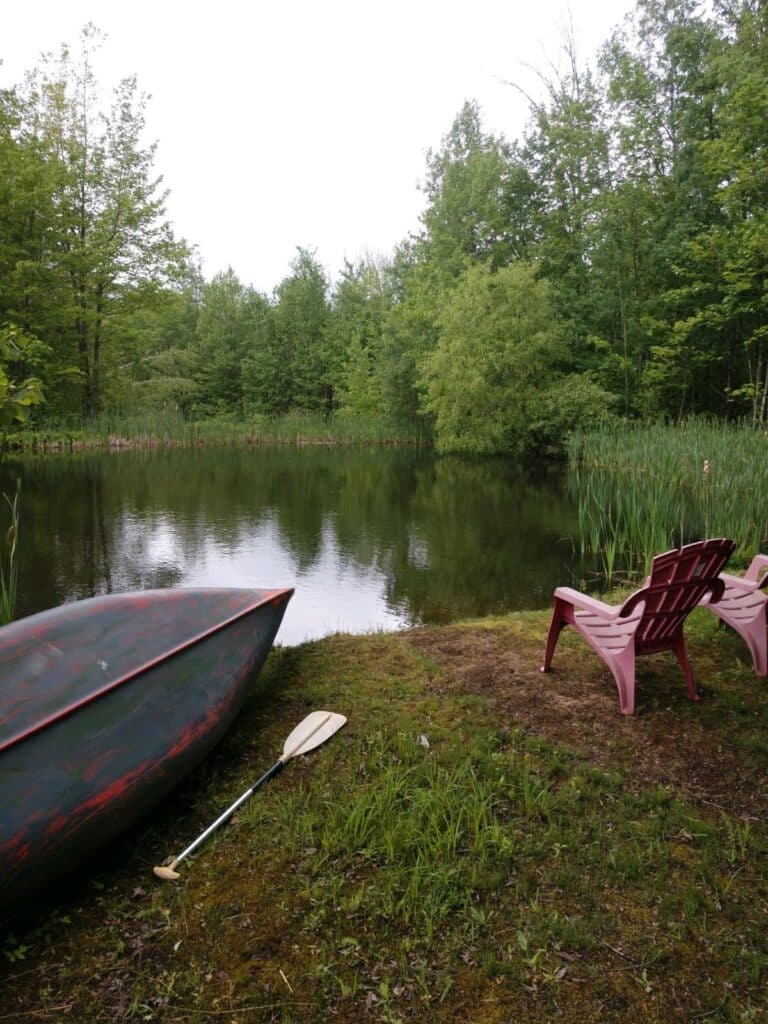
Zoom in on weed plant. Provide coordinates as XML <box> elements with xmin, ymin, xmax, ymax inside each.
<box><xmin>569</xmin><ymin>419</ymin><xmax>768</xmax><ymax>578</ymax></box>
<box><xmin>0</xmin><ymin>479</ymin><xmax>19</xmax><ymax>625</ymax></box>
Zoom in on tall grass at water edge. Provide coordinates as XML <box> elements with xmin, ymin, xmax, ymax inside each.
<box><xmin>0</xmin><ymin>479</ymin><xmax>20</xmax><ymax>625</ymax></box>
<box><xmin>569</xmin><ymin>421</ymin><xmax>768</xmax><ymax>579</ymax></box>
<box><xmin>5</xmin><ymin>410</ymin><xmax>429</xmax><ymax>450</ymax></box>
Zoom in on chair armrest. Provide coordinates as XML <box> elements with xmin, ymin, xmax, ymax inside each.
<box><xmin>617</xmin><ymin>586</ymin><xmax>648</xmax><ymax>618</ymax></box>
<box><xmin>553</xmin><ymin>587</ymin><xmax>619</xmax><ymax>618</ymax></box>
<box><xmin>717</xmin><ymin>571</ymin><xmax>761</xmax><ymax>593</ymax></box>
<box><xmin>744</xmin><ymin>555</ymin><xmax>768</xmax><ymax>587</ymax></box>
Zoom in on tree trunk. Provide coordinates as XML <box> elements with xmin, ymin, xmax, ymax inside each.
<box><xmin>91</xmin><ymin>286</ymin><xmax>104</xmax><ymax>416</ymax></box>
<box><xmin>76</xmin><ymin>315</ymin><xmax>91</xmax><ymax>418</ymax></box>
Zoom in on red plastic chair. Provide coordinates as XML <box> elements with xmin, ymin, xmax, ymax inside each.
<box><xmin>700</xmin><ymin>554</ymin><xmax>768</xmax><ymax>676</ymax></box>
<box><xmin>541</xmin><ymin>538</ymin><xmax>736</xmax><ymax>715</ymax></box>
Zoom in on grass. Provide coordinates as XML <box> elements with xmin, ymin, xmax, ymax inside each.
<box><xmin>2</xmin><ymin>608</ymin><xmax>768</xmax><ymax>1022</ymax></box>
<box><xmin>0</xmin><ymin>478</ymin><xmax>20</xmax><ymax>625</ymax></box>
<box><xmin>569</xmin><ymin>419</ymin><xmax>768</xmax><ymax>576</ymax></box>
<box><xmin>1</xmin><ymin>410</ymin><xmax>429</xmax><ymax>452</ymax></box>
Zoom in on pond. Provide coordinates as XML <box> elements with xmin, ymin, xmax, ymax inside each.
<box><xmin>1</xmin><ymin>446</ymin><xmax>598</xmax><ymax>645</ymax></box>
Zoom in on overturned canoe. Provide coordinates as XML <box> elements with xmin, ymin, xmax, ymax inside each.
<box><xmin>0</xmin><ymin>587</ymin><xmax>293</xmax><ymax>913</ymax></box>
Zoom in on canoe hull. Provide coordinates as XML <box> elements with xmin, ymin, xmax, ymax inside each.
<box><xmin>0</xmin><ymin>587</ymin><xmax>293</xmax><ymax>912</ymax></box>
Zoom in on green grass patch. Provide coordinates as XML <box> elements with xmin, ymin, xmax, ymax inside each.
<box><xmin>2</xmin><ymin>617</ymin><xmax>768</xmax><ymax>1022</ymax></box>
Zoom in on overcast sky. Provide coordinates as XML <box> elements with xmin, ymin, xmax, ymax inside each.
<box><xmin>2</xmin><ymin>0</ymin><xmax>634</xmax><ymax>294</ymax></box>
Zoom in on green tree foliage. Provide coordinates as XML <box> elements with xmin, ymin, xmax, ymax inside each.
<box><xmin>186</xmin><ymin>269</ymin><xmax>254</xmax><ymax>417</ymax></box>
<box><xmin>597</xmin><ymin>0</ymin><xmax>726</xmax><ymax>417</ymax></box>
<box><xmin>328</xmin><ymin>257</ymin><xmax>393</xmax><ymax>415</ymax></box>
<box><xmin>675</xmin><ymin>0</ymin><xmax>768</xmax><ymax>424</ymax></box>
<box><xmin>522</xmin><ymin>40</ymin><xmax>611</xmax><ymax>342</ymax></box>
<box><xmin>120</xmin><ymin>277</ymin><xmax>200</xmax><ymax>413</ymax></box>
<box><xmin>0</xmin><ymin>325</ymin><xmax>45</xmax><ymax>623</ymax></box>
<box><xmin>368</xmin><ymin>241</ymin><xmax>446</xmax><ymax>424</ymax></box>
<box><xmin>0</xmin><ymin>323</ymin><xmax>46</xmax><ymax>434</ymax></box>
<box><xmin>375</xmin><ymin>104</ymin><xmax>536</xmax><ymax>428</ymax></box>
<box><xmin>421</xmin><ymin>100</ymin><xmax>535</xmax><ymax>277</ymax></box>
<box><xmin>0</xmin><ymin>26</ymin><xmax>191</xmax><ymax>419</ymax></box>
<box><xmin>2</xmin><ymin>3</ymin><xmax>768</xmax><ymax>451</ymax></box>
<box><xmin>0</xmin><ymin>85</ymin><xmax>64</xmax><ymax>397</ymax></box>
<box><xmin>422</xmin><ymin>263</ymin><xmax>614</xmax><ymax>454</ymax></box>
<box><xmin>237</xmin><ymin>249</ymin><xmax>333</xmax><ymax>417</ymax></box>
<box><xmin>238</xmin><ymin>297</ymin><xmax>280</xmax><ymax>417</ymax></box>
<box><xmin>270</xmin><ymin>248</ymin><xmax>332</xmax><ymax>413</ymax></box>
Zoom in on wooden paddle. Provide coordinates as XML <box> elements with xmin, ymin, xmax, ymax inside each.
<box><xmin>153</xmin><ymin>710</ymin><xmax>347</xmax><ymax>880</ymax></box>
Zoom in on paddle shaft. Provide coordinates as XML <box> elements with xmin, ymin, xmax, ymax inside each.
<box><xmin>168</xmin><ymin>713</ymin><xmax>333</xmax><ymax>869</ymax></box>
<box><xmin>170</xmin><ymin>760</ymin><xmax>284</xmax><ymax>869</ymax></box>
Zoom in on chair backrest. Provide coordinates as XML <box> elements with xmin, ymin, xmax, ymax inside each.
<box><xmin>622</xmin><ymin>538</ymin><xmax>736</xmax><ymax>645</ymax></box>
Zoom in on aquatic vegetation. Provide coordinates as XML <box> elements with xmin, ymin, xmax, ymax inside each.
<box><xmin>2</xmin><ymin>410</ymin><xmax>428</xmax><ymax>451</ymax></box>
<box><xmin>569</xmin><ymin>421</ymin><xmax>768</xmax><ymax>578</ymax></box>
<box><xmin>0</xmin><ymin>480</ymin><xmax>19</xmax><ymax>625</ymax></box>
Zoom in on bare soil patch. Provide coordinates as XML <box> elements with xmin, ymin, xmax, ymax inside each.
<box><xmin>409</xmin><ymin>618</ymin><xmax>768</xmax><ymax>820</ymax></box>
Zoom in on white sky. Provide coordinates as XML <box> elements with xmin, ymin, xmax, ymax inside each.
<box><xmin>1</xmin><ymin>0</ymin><xmax>634</xmax><ymax>294</ymax></box>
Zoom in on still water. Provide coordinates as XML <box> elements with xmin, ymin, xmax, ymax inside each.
<box><xmin>1</xmin><ymin>446</ymin><xmax>595</xmax><ymax>645</ymax></box>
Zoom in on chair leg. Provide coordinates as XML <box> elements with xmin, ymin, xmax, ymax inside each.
<box><xmin>752</xmin><ymin>615</ymin><xmax>768</xmax><ymax>677</ymax></box>
<box><xmin>606</xmin><ymin>647</ymin><xmax>638</xmax><ymax>715</ymax></box>
<box><xmin>541</xmin><ymin>598</ymin><xmax>570</xmax><ymax>672</ymax></box>
<box><xmin>704</xmin><ymin>590</ymin><xmax>768</xmax><ymax>678</ymax></box>
<box><xmin>742</xmin><ymin>611</ymin><xmax>768</xmax><ymax>677</ymax></box>
<box><xmin>671</xmin><ymin>636</ymin><xmax>700</xmax><ymax>702</ymax></box>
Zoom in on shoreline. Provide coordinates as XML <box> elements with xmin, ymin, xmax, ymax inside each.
<box><xmin>1</xmin><ymin>412</ymin><xmax>429</xmax><ymax>455</ymax></box>
<box><xmin>1</xmin><ymin>428</ymin><xmax>428</xmax><ymax>455</ymax></box>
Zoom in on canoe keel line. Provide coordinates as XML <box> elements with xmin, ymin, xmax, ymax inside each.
<box><xmin>0</xmin><ymin>587</ymin><xmax>293</xmax><ymax>914</ymax></box>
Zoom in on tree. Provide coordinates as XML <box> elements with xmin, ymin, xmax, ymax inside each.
<box><xmin>598</xmin><ymin>0</ymin><xmax>726</xmax><ymax>417</ymax></box>
<box><xmin>521</xmin><ymin>34</ymin><xmax>612</xmax><ymax>356</ymax></box>
<box><xmin>239</xmin><ymin>291</ymin><xmax>280</xmax><ymax>416</ymax></box>
<box><xmin>377</xmin><ymin>241</ymin><xmax>446</xmax><ymax>424</ymax></box>
<box><xmin>328</xmin><ymin>257</ymin><xmax>393</xmax><ymax>415</ymax></box>
<box><xmin>186</xmin><ymin>269</ymin><xmax>252</xmax><ymax>417</ymax></box>
<box><xmin>270</xmin><ymin>248</ymin><xmax>331</xmax><ymax>413</ymax></box>
<box><xmin>672</xmin><ymin>0</ymin><xmax>768</xmax><ymax>423</ymax></box>
<box><xmin>420</xmin><ymin>100</ymin><xmax>535</xmax><ymax>278</ymax></box>
<box><xmin>0</xmin><ymin>85</ymin><xmax>64</xmax><ymax>383</ymax></box>
<box><xmin>9</xmin><ymin>26</ymin><xmax>191</xmax><ymax>417</ymax></box>
<box><xmin>421</xmin><ymin>262</ymin><xmax>614</xmax><ymax>454</ymax></box>
<box><xmin>119</xmin><ymin>272</ymin><xmax>201</xmax><ymax>414</ymax></box>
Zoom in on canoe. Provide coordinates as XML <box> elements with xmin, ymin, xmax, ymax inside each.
<box><xmin>0</xmin><ymin>586</ymin><xmax>293</xmax><ymax>913</ymax></box>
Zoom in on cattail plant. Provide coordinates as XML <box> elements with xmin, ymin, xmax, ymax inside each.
<box><xmin>702</xmin><ymin>459</ymin><xmax>711</xmax><ymax>539</ymax></box>
<box><xmin>568</xmin><ymin>421</ymin><xmax>768</xmax><ymax>579</ymax></box>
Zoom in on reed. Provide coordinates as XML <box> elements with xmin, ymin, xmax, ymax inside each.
<box><xmin>0</xmin><ymin>478</ymin><xmax>20</xmax><ymax>625</ymax></box>
<box><xmin>3</xmin><ymin>410</ymin><xmax>428</xmax><ymax>451</ymax></box>
<box><xmin>569</xmin><ymin>420</ymin><xmax>768</xmax><ymax>578</ymax></box>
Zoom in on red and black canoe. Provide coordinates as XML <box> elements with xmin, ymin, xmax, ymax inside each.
<box><xmin>0</xmin><ymin>586</ymin><xmax>293</xmax><ymax>913</ymax></box>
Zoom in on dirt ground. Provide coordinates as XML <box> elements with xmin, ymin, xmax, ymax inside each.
<box><xmin>409</xmin><ymin>618</ymin><xmax>768</xmax><ymax>821</ymax></box>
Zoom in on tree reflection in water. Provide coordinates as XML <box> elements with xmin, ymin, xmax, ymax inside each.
<box><xmin>2</xmin><ymin>447</ymin><xmax>598</xmax><ymax>643</ymax></box>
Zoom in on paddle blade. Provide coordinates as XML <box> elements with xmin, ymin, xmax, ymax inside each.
<box><xmin>281</xmin><ymin>710</ymin><xmax>347</xmax><ymax>762</ymax></box>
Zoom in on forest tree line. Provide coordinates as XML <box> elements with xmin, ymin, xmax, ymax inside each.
<box><xmin>1</xmin><ymin>0</ymin><xmax>767</xmax><ymax>455</ymax></box>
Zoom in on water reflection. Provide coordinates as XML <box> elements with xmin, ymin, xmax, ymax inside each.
<box><xmin>2</xmin><ymin>447</ymin><xmax>592</xmax><ymax>644</ymax></box>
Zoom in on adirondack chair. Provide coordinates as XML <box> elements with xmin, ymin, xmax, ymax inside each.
<box><xmin>541</xmin><ymin>538</ymin><xmax>736</xmax><ymax>715</ymax></box>
<box><xmin>700</xmin><ymin>554</ymin><xmax>768</xmax><ymax>676</ymax></box>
